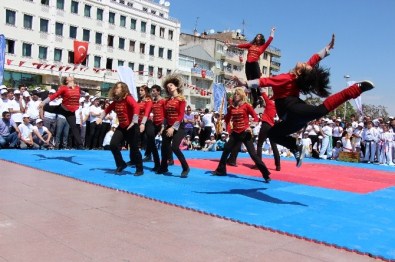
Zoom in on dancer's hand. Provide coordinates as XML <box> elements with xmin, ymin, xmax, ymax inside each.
<box><xmin>328</xmin><ymin>34</ymin><xmax>335</xmax><ymax>50</ymax></box>
<box><xmin>139</xmin><ymin>123</ymin><xmax>145</xmax><ymax>133</ymax></box>
<box><xmin>166</xmin><ymin>127</ymin><xmax>174</xmax><ymax>137</ymax></box>
<box><xmin>270</xmin><ymin>27</ymin><xmax>276</xmax><ymax>37</ymax></box>
<box><xmin>231</xmin><ymin>76</ymin><xmax>247</xmax><ymax>87</ymax></box>
<box><xmin>95</xmin><ymin>118</ymin><xmax>103</xmax><ymax>125</ymax></box>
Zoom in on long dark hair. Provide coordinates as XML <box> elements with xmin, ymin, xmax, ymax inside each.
<box><xmin>250</xmin><ymin>33</ymin><xmax>265</xmax><ymax>46</ymax></box>
<box><xmin>138</xmin><ymin>85</ymin><xmax>152</xmax><ymax>102</ymax></box>
<box><xmin>295</xmin><ymin>66</ymin><xmax>331</xmax><ymax>97</ymax></box>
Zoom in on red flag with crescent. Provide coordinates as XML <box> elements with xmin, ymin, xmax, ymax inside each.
<box><xmin>73</xmin><ymin>40</ymin><xmax>89</xmax><ymax>64</ymax></box>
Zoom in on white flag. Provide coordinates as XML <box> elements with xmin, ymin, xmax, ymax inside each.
<box><xmin>117</xmin><ymin>66</ymin><xmax>137</xmax><ymax>100</ymax></box>
<box><xmin>347</xmin><ymin>81</ymin><xmax>363</xmax><ymax>115</ymax></box>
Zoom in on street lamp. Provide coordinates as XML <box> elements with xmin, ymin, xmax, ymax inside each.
<box><xmin>343</xmin><ymin>75</ymin><xmax>350</xmax><ymax>119</ymax></box>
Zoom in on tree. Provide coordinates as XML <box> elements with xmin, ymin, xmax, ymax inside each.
<box><xmin>362</xmin><ymin>104</ymin><xmax>389</xmax><ymax>119</ymax></box>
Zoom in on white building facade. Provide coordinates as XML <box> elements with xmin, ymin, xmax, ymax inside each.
<box><xmin>1</xmin><ymin>0</ymin><xmax>180</xmax><ymax>95</ymax></box>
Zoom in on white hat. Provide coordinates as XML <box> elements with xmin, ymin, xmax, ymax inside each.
<box><xmin>358</xmin><ymin>122</ymin><xmax>364</xmax><ymax>127</ymax></box>
<box><xmin>194</xmin><ymin>136</ymin><xmax>199</xmax><ymax>139</ymax></box>
<box><xmin>36</xmin><ymin>118</ymin><xmax>43</xmax><ymax>124</ymax></box>
<box><xmin>318</xmin><ymin>135</ymin><xmax>323</xmax><ymax>139</ymax></box>
<box><xmin>0</xmin><ymin>89</ymin><xmax>8</xmax><ymax>95</ymax></box>
<box><xmin>79</xmin><ymin>97</ymin><xmax>85</xmax><ymax>103</ymax></box>
<box><xmin>49</xmin><ymin>89</ymin><xmax>56</xmax><ymax>94</ymax></box>
<box><xmin>22</xmin><ymin>113</ymin><xmax>30</xmax><ymax>118</ymax></box>
<box><xmin>336</xmin><ymin>140</ymin><xmax>342</xmax><ymax>144</ymax></box>
<box><xmin>326</xmin><ymin>120</ymin><xmax>334</xmax><ymax>124</ymax></box>
<box><xmin>221</xmin><ymin>134</ymin><xmax>226</xmax><ymax>137</ymax></box>
<box><xmin>111</xmin><ymin>124</ymin><xmax>118</xmax><ymax>128</ymax></box>
<box><xmin>389</xmin><ymin>116</ymin><xmax>394</xmax><ymax>119</ymax></box>
<box><xmin>14</xmin><ymin>90</ymin><xmax>21</xmax><ymax>94</ymax></box>
<box><xmin>23</xmin><ymin>91</ymin><xmax>31</xmax><ymax>97</ymax></box>
<box><xmin>0</xmin><ymin>85</ymin><xmax>7</xmax><ymax>90</ymax></box>
<box><xmin>336</xmin><ymin>118</ymin><xmax>342</xmax><ymax>121</ymax></box>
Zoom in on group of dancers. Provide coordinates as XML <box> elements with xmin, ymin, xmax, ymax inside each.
<box><xmin>42</xmin><ymin>31</ymin><xmax>375</xmax><ymax>182</ymax></box>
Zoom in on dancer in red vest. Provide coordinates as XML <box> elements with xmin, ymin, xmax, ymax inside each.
<box><xmin>96</xmin><ymin>82</ymin><xmax>141</xmax><ymax>175</ymax></box>
<box><xmin>39</xmin><ymin>76</ymin><xmax>83</xmax><ymax>149</ymax></box>
<box><xmin>156</xmin><ymin>74</ymin><xmax>190</xmax><ymax>178</ymax></box>
<box><xmin>234</xmin><ymin>34</ymin><xmax>375</xmax><ymax>167</ymax></box>
<box><xmin>227</xmin><ymin>27</ymin><xmax>275</xmax><ymax>108</ymax></box>
<box><xmin>211</xmin><ymin>87</ymin><xmax>271</xmax><ymax>183</ymax></box>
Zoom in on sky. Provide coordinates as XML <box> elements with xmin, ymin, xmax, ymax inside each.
<box><xmin>167</xmin><ymin>0</ymin><xmax>395</xmax><ymax>115</ymax></box>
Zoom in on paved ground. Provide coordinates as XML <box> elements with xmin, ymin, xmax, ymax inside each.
<box><xmin>0</xmin><ymin>159</ymin><xmax>379</xmax><ymax>261</ymax></box>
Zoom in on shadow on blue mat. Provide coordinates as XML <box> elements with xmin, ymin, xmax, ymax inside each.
<box><xmin>1</xmin><ymin>149</ymin><xmax>395</xmax><ymax>260</ymax></box>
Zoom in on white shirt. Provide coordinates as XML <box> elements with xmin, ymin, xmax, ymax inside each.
<box><xmin>18</xmin><ymin>122</ymin><xmax>34</xmax><ymax>141</ymax></box>
<box><xmin>9</xmin><ymin>98</ymin><xmax>24</xmax><ymax>123</ymax></box>
<box><xmin>102</xmin><ymin>130</ymin><xmax>114</xmax><ymax>147</ymax></box>
<box><xmin>201</xmin><ymin>113</ymin><xmax>213</xmax><ymax>128</ymax></box>
<box><xmin>44</xmin><ymin>99</ymin><xmax>61</xmax><ymax>120</ymax></box>
<box><xmin>33</xmin><ymin>125</ymin><xmax>49</xmax><ymax>136</ymax></box>
<box><xmin>332</xmin><ymin>125</ymin><xmax>343</xmax><ymax>137</ymax></box>
<box><xmin>89</xmin><ymin>105</ymin><xmax>103</xmax><ymax>123</ymax></box>
<box><xmin>26</xmin><ymin>100</ymin><xmax>41</xmax><ymax>120</ymax></box>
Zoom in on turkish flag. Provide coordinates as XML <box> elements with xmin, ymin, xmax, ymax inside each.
<box><xmin>6</xmin><ymin>59</ymin><xmax>12</xmax><ymax>65</ymax></box>
<box><xmin>201</xmin><ymin>69</ymin><xmax>206</xmax><ymax>78</ymax></box>
<box><xmin>73</xmin><ymin>40</ymin><xmax>89</xmax><ymax>64</ymax></box>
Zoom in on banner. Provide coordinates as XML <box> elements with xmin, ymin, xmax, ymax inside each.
<box><xmin>347</xmin><ymin>80</ymin><xmax>363</xmax><ymax>115</ymax></box>
<box><xmin>213</xmin><ymin>83</ymin><xmax>227</xmax><ymax>115</ymax></box>
<box><xmin>0</xmin><ymin>35</ymin><xmax>5</xmax><ymax>85</ymax></box>
<box><xmin>117</xmin><ymin>66</ymin><xmax>137</xmax><ymax>100</ymax></box>
<box><xmin>73</xmin><ymin>40</ymin><xmax>89</xmax><ymax>64</ymax></box>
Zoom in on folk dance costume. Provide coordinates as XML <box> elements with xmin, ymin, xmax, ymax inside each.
<box><xmin>99</xmin><ymin>88</ymin><xmax>141</xmax><ymax>174</ymax></box>
<box><xmin>40</xmin><ymin>80</ymin><xmax>83</xmax><ymax>148</ymax></box>
<box><xmin>211</xmin><ymin>90</ymin><xmax>271</xmax><ymax>183</ymax></box>
<box><xmin>231</xmin><ymin>28</ymin><xmax>274</xmax><ymax>108</ymax></box>
<box><xmin>242</xmin><ymin>35</ymin><xmax>375</xmax><ymax>167</ymax></box>
<box><xmin>156</xmin><ymin>96</ymin><xmax>190</xmax><ymax>178</ymax></box>
<box><xmin>256</xmin><ymin>93</ymin><xmax>281</xmax><ymax>171</ymax></box>
<box><xmin>137</xmin><ymin>96</ymin><xmax>160</xmax><ymax>173</ymax></box>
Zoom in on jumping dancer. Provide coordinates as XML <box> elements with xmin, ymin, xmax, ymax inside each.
<box><xmin>156</xmin><ymin>74</ymin><xmax>190</xmax><ymax>178</ymax></box>
<box><xmin>96</xmin><ymin>82</ymin><xmax>142</xmax><ymax>175</ymax></box>
<box><xmin>234</xmin><ymin>34</ymin><xmax>375</xmax><ymax>167</ymax></box>
<box><xmin>211</xmin><ymin>87</ymin><xmax>271</xmax><ymax>183</ymax></box>
<box><xmin>136</xmin><ymin>85</ymin><xmax>160</xmax><ymax>174</ymax></box>
<box><xmin>39</xmin><ymin>76</ymin><xmax>83</xmax><ymax>149</ymax></box>
<box><xmin>227</xmin><ymin>27</ymin><xmax>275</xmax><ymax>108</ymax></box>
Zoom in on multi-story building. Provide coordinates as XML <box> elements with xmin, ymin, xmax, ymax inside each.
<box><xmin>179</xmin><ymin>31</ymin><xmax>281</xmax><ymax>110</ymax></box>
<box><xmin>1</xmin><ymin>0</ymin><xmax>180</xmax><ymax>96</ymax></box>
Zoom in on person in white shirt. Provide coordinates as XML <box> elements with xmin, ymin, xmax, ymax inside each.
<box><xmin>25</xmin><ymin>90</ymin><xmax>41</xmax><ymax>124</ymax></box>
<box><xmin>32</xmin><ymin>118</ymin><xmax>53</xmax><ymax>149</ymax></box>
<box><xmin>319</xmin><ymin>120</ymin><xmax>333</xmax><ymax>159</ymax></box>
<box><xmin>8</xmin><ymin>89</ymin><xmax>25</xmax><ymax>126</ymax></box>
<box><xmin>302</xmin><ymin>132</ymin><xmax>312</xmax><ymax>158</ymax></box>
<box><xmin>352</xmin><ymin>123</ymin><xmax>364</xmax><ymax>157</ymax></box>
<box><xmin>87</xmin><ymin>98</ymin><xmax>104</xmax><ymax>149</ymax></box>
<box><xmin>18</xmin><ymin>114</ymin><xmax>39</xmax><ymax>149</ymax></box>
<box><xmin>0</xmin><ymin>89</ymin><xmax>11</xmax><ymax>116</ymax></box>
<box><xmin>42</xmin><ymin>90</ymin><xmax>59</xmax><ymax>139</ymax></box>
<box><xmin>332</xmin><ymin>140</ymin><xmax>343</xmax><ymax>160</ymax></box>
<box><xmin>200</xmin><ymin>108</ymin><xmax>213</xmax><ymax>148</ymax></box>
<box><xmin>103</xmin><ymin>124</ymin><xmax>116</xmax><ymax>150</ymax></box>
<box><xmin>379</xmin><ymin>124</ymin><xmax>394</xmax><ymax>165</ymax></box>
<box><xmin>362</xmin><ymin>121</ymin><xmax>379</xmax><ymax>163</ymax></box>
<box><xmin>332</xmin><ymin>119</ymin><xmax>343</xmax><ymax>148</ymax></box>
<box><xmin>75</xmin><ymin>97</ymin><xmax>90</xmax><ymax>148</ymax></box>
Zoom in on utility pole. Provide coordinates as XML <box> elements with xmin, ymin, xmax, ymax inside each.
<box><xmin>343</xmin><ymin>75</ymin><xmax>350</xmax><ymax>120</ymax></box>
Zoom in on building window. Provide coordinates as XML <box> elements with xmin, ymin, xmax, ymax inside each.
<box><xmin>157</xmin><ymin>67</ymin><xmax>163</xmax><ymax>78</ymax></box>
<box><xmin>262</xmin><ymin>66</ymin><xmax>267</xmax><ymax>75</ymax></box>
<box><xmin>139</xmin><ymin>43</ymin><xmax>145</xmax><ymax>54</ymax></box>
<box><xmin>142</xmin><ymin>7</ymin><xmax>148</xmax><ymax>12</ymax></box>
<box><xmin>83</xmin><ymin>29</ymin><xmax>90</xmax><ymax>41</ymax></box>
<box><xmin>69</xmin><ymin>26</ymin><xmax>77</xmax><ymax>39</ymax></box>
<box><xmin>41</xmin><ymin>0</ymin><xmax>49</xmax><ymax>6</ymax></box>
<box><xmin>159</xmin><ymin>13</ymin><xmax>164</xmax><ymax>17</ymax></box>
<box><xmin>138</xmin><ymin>64</ymin><xmax>144</xmax><ymax>75</ymax></box>
<box><xmin>6</xmin><ymin>40</ymin><xmax>15</xmax><ymax>54</ymax></box>
<box><xmin>68</xmin><ymin>51</ymin><xmax>74</xmax><ymax>64</ymax></box>
<box><xmin>84</xmin><ymin>5</ymin><xmax>91</xmax><ymax>17</ymax></box>
<box><xmin>97</xmin><ymin>8</ymin><xmax>103</xmax><ymax>21</ymax></box>
<box><xmin>159</xmin><ymin>27</ymin><xmax>165</xmax><ymax>38</ymax></box>
<box><xmin>40</xmin><ymin>18</ymin><xmax>49</xmax><ymax>33</ymax></box>
<box><xmin>118</xmin><ymin>60</ymin><xmax>124</xmax><ymax>66</ymax></box>
<box><xmin>119</xmin><ymin>38</ymin><xmax>125</xmax><ymax>50</ymax></box>
<box><xmin>71</xmin><ymin>1</ymin><xmax>78</xmax><ymax>14</ymax></box>
<box><xmin>55</xmin><ymin>22</ymin><xmax>63</xmax><ymax>36</ymax></box>
<box><xmin>6</xmin><ymin>10</ymin><xmax>16</xmax><ymax>26</ymax></box>
<box><xmin>94</xmin><ymin>56</ymin><xmax>101</xmax><ymax>68</ymax></box>
<box><xmin>109</xmin><ymin>12</ymin><xmax>115</xmax><ymax>24</ymax></box>
<box><xmin>168</xmin><ymin>30</ymin><xmax>174</xmax><ymax>40</ymax></box>
<box><xmin>167</xmin><ymin>49</ymin><xmax>172</xmax><ymax>60</ymax></box>
<box><xmin>158</xmin><ymin>47</ymin><xmax>164</xmax><ymax>58</ymax></box>
<box><xmin>81</xmin><ymin>55</ymin><xmax>88</xmax><ymax>66</ymax></box>
<box><xmin>95</xmin><ymin>32</ymin><xmax>102</xmax><ymax>45</ymax></box>
<box><xmin>23</xmin><ymin>15</ymin><xmax>33</xmax><ymax>30</ymax></box>
<box><xmin>150</xmin><ymin>24</ymin><xmax>156</xmax><ymax>35</ymax></box>
<box><xmin>54</xmin><ymin>48</ymin><xmax>62</xmax><ymax>61</ymax></box>
<box><xmin>149</xmin><ymin>45</ymin><xmax>154</xmax><ymax>56</ymax></box>
<box><xmin>140</xmin><ymin>21</ymin><xmax>146</xmax><ymax>33</ymax></box>
<box><xmin>106</xmin><ymin>58</ymin><xmax>113</xmax><ymax>70</ymax></box>
<box><xmin>130</xmin><ymin>18</ymin><xmax>136</xmax><ymax>30</ymax></box>
<box><xmin>56</xmin><ymin>0</ymin><xmax>64</xmax><ymax>10</ymax></box>
<box><xmin>166</xmin><ymin>69</ymin><xmax>171</xmax><ymax>75</ymax></box>
<box><xmin>128</xmin><ymin>62</ymin><xmax>134</xmax><ymax>70</ymax></box>
<box><xmin>129</xmin><ymin>40</ymin><xmax>135</xmax><ymax>52</ymax></box>
<box><xmin>120</xmin><ymin>15</ymin><xmax>126</xmax><ymax>27</ymax></box>
<box><xmin>23</xmin><ymin>43</ymin><xmax>32</xmax><ymax>57</ymax></box>
<box><xmin>263</xmin><ymin>53</ymin><xmax>268</xmax><ymax>60</ymax></box>
<box><xmin>38</xmin><ymin>46</ymin><xmax>47</xmax><ymax>60</ymax></box>
<box><xmin>148</xmin><ymin>66</ymin><xmax>154</xmax><ymax>76</ymax></box>
<box><xmin>107</xmin><ymin>35</ymin><xmax>114</xmax><ymax>47</ymax></box>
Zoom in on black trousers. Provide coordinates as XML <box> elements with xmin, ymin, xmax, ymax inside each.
<box><xmin>268</xmin><ymin>97</ymin><xmax>328</xmax><ymax>151</ymax></box>
<box><xmin>140</xmin><ymin>120</ymin><xmax>160</xmax><ymax>167</ymax></box>
<box><xmin>144</xmin><ymin>123</ymin><xmax>173</xmax><ymax>162</ymax></box>
<box><xmin>43</xmin><ymin>104</ymin><xmax>82</xmax><ymax>147</ymax></box>
<box><xmin>160</xmin><ymin>125</ymin><xmax>189</xmax><ymax>171</ymax></box>
<box><xmin>216</xmin><ymin>131</ymin><xmax>270</xmax><ymax>179</ymax></box>
<box><xmin>245</xmin><ymin>61</ymin><xmax>261</xmax><ymax>108</ymax></box>
<box><xmin>110</xmin><ymin>125</ymin><xmax>142</xmax><ymax>171</ymax></box>
<box><xmin>257</xmin><ymin>122</ymin><xmax>280</xmax><ymax>168</ymax></box>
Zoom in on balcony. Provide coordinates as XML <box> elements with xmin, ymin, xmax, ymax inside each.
<box><xmin>191</xmin><ymin>67</ymin><xmax>214</xmax><ymax>80</ymax></box>
<box><xmin>270</xmin><ymin>59</ymin><xmax>281</xmax><ymax>72</ymax></box>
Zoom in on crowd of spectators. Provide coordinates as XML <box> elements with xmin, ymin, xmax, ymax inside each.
<box><xmin>1</xmin><ymin>84</ymin><xmax>394</xmax><ymax>166</ymax></box>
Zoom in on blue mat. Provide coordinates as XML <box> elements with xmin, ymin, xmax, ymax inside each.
<box><xmin>1</xmin><ymin>149</ymin><xmax>395</xmax><ymax>260</ymax></box>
